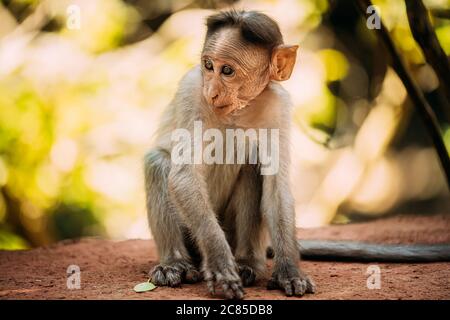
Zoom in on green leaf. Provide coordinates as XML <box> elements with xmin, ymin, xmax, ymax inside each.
<box><xmin>133</xmin><ymin>281</ymin><xmax>156</xmax><ymax>293</ymax></box>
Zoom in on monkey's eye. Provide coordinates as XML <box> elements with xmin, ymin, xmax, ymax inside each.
<box><xmin>204</xmin><ymin>59</ymin><xmax>213</xmax><ymax>71</ymax></box>
<box><xmin>222</xmin><ymin>65</ymin><xmax>234</xmax><ymax>76</ymax></box>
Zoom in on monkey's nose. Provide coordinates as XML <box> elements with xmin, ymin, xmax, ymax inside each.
<box><xmin>209</xmin><ymin>94</ymin><xmax>220</xmax><ymax>106</ymax></box>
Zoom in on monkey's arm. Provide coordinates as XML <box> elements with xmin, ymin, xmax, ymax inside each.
<box><xmin>167</xmin><ymin>163</ymin><xmax>244</xmax><ymax>298</ymax></box>
<box><xmin>297</xmin><ymin>240</ymin><xmax>450</xmax><ymax>262</ymax></box>
<box><xmin>260</xmin><ymin>118</ymin><xmax>315</xmax><ymax>295</ymax></box>
<box><xmin>168</xmin><ymin>164</ymin><xmax>233</xmax><ymax>261</ymax></box>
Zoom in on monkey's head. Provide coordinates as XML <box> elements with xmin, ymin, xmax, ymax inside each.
<box><xmin>201</xmin><ymin>10</ymin><xmax>298</xmax><ymax>117</ymax></box>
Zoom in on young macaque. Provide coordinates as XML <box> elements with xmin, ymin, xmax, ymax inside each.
<box><xmin>144</xmin><ymin>10</ymin><xmax>315</xmax><ymax>299</ymax></box>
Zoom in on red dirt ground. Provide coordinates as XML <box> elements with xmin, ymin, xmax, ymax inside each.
<box><xmin>1</xmin><ymin>213</ymin><xmax>449</xmax><ymax>300</ymax></box>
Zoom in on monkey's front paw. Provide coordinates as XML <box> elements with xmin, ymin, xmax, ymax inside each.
<box><xmin>204</xmin><ymin>267</ymin><xmax>244</xmax><ymax>300</ymax></box>
<box><xmin>238</xmin><ymin>264</ymin><xmax>256</xmax><ymax>287</ymax></box>
<box><xmin>267</xmin><ymin>265</ymin><xmax>315</xmax><ymax>297</ymax></box>
<box><xmin>149</xmin><ymin>261</ymin><xmax>201</xmax><ymax>287</ymax></box>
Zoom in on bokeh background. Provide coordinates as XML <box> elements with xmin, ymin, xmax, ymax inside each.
<box><xmin>0</xmin><ymin>0</ymin><xmax>449</xmax><ymax>250</ymax></box>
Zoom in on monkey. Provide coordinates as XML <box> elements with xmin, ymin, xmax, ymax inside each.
<box><xmin>144</xmin><ymin>10</ymin><xmax>450</xmax><ymax>300</ymax></box>
<box><xmin>144</xmin><ymin>9</ymin><xmax>315</xmax><ymax>299</ymax></box>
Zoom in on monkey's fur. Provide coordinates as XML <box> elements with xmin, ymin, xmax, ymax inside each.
<box><xmin>144</xmin><ymin>10</ymin><xmax>450</xmax><ymax>300</ymax></box>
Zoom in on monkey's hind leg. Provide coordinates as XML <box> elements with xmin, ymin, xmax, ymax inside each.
<box><xmin>229</xmin><ymin>165</ymin><xmax>266</xmax><ymax>287</ymax></box>
<box><xmin>144</xmin><ymin>148</ymin><xmax>201</xmax><ymax>287</ymax></box>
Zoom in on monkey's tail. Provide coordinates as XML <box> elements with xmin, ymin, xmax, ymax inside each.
<box><xmin>266</xmin><ymin>241</ymin><xmax>450</xmax><ymax>262</ymax></box>
<box><xmin>298</xmin><ymin>240</ymin><xmax>450</xmax><ymax>262</ymax></box>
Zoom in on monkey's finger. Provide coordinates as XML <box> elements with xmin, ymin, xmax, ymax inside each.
<box><xmin>149</xmin><ymin>266</ymin><xmax>167</xmax><ymax>286</ymax></box>
<box><xmin>185</xmin><ymin>269</ymin><xmax>201</xmax><ymax>283</ymax></box>
<box><xmin>239</xmin><ymin>266</ymin><xmax>256</xmax><ymax>287</ymax></box>
<box><xmin>221</xmin><ymin>282</ymin><xmax>234</xmax><ymax>300</ymax></box>
<box><xmin>292</xmin><ymin>279</ymin><xmax>306</xmax><ymax>296</ymax></box>
<box><xmin>206</xmin><ymin>280</ymin><xmax>216</xmax><ymax>296</ymax></box>
<box><xmin>165</xmin><ymin>267</ymin><xmax>182</xmax><ymax>287</ymax></box>
<box><xmin>267</xmin><ymin>278</ymin><xmax>279</xmax><ymax>290</ymax></box>
<box><xmin>222</xmin><ymin>282</ymin><xmax>240</xmax><ymax>300</ymax></box>
<box><xmin>231</xmin><ymin>282</ymin><xmax>244</xmax><ymax>297</ymax></box>
<box><xmin>221</xmin><ymin>280</ymin><xmax>244</xmax><ymax>300</ymax></box>
<box><xmin>306</xmin><ymin>278</ymin><xmax>316</xmax><ymax>294</ymax></box>
<box><xmin>233</xmin><ymin>288</ymin><xmax>244</xmax><ymax>300</ymax></box>
<box><xmin>231</xmin><ymin>282</ymin><xmax>244</xmax><ymax>300</ymax></box>
<box><xmin>281</xmin><ymin>280</ymin><xmax>294</xmax><ymax>296</ymax></box>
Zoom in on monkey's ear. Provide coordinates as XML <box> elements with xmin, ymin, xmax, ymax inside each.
<box><xmin>270</xmin><ymin>45</ymin><xmax>299</xmax><ymax>81</ymax></box>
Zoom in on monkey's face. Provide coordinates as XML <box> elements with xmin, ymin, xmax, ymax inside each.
<box><xmin>201</xmin><ymin>28</ymin><xmax>272</xmax><ymax>117</ymax></box>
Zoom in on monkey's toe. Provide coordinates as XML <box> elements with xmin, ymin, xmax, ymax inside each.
<box><xmin>238</xmin><ymin>265</ymin><xmax>256</xmax><ymax>287</ymax></box>
<box><xmin>221</xmin><ymin>281</ymin><xmax>244</xmax><ymax>300</ymax></box>
<box><xmin>185</xmin><ymin>268</ymin><xmax>202</xmax><ymax>283</ymax></box>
